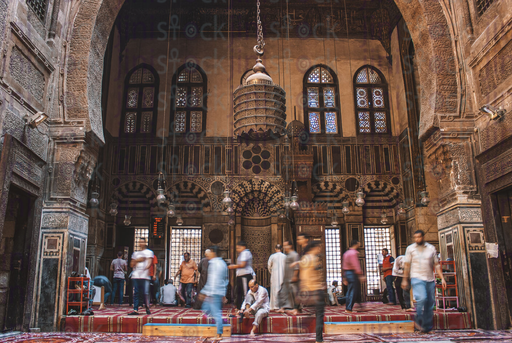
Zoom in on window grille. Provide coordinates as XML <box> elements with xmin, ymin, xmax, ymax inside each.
<box><xmin>134</xmin><ymin>227</ymin><xmax>149</xmax><ymax>252</ymax></box>
<box><xmin>304</xmin><ymin>65</ymin><xmax>340</xmax><ymax>135</ymax></box>
<box><xmin>476</xmin><ymin>0</ymin><xmax>495</xmax><ymax>15</ymax></box>
<box><xmin>169</xmin><ymin>227</ymin><xmax>202</xmax><ymax>281</ymax></box>
<box><xmin>27</xmin><ymin>0</ymin><xmax>47</xmax><ymax>22</ymax></box>
<box><xmin>172</xmin><ymin>65</ymin><xmax>207</xmax><ymax>133</ymax></box>
<box><xmin>364</xmin><ymin>226</ymin><xmax>391</xmax><ymax>294</ymax></box>
<box><xmin>325</xmin><ymin>228</ymin><xmax>342</xmax><ymax>286</ymax></box>
<box><xmin>354</xmin><ymin>66</ymin><xmax>390</xmax><ymax>134</ymax></box>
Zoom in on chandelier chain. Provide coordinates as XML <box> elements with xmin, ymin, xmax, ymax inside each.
<box><xmin>254</xmin><ymin>0</ymin><xmax>265</xmax><ymax>55</ymax></box>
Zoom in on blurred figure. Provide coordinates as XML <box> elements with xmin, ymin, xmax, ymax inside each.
<box><xmin>160</xmin><ymin>279</ymin><xmax>178</xmax><ymax>306</ymax></box>
<box><xmin>194</xmin><ymin>249</ymin><xmax>211</xmax><ymax>309</ymax></box>
<box><xmin>277</xmin><ymin>240</ymin><xmax>299</xmax><ymax>313</ymax></box>
<box><xmin>402</xmin><ymin>230</ymin><xmax>446</xmax><ymax>333</ymax></box>
<box><xmin>129</xmin><ymin>239</ymin><xmax>154</xmax><ymax>315</ymax></box>
<box><xmin>296</xmin><ymin>241</ymin><xmax>325</xmax><ymax>343</ymax></box>
<box><xmin>200</xmin><ymin>246</ymin><xmax>228</xmax><ymax>342</ymax></box>
<box><xmin>110</xmin><ymin>251</ymin><xmax>127</xmax><ymax>306</ymax></box>
<box><xmin>228</xmin><ymin>241</ymin><xmax>254</xmax><ymax>309</ymax></box>
<box><xmin>267</xmin><ymin>244</ymin><xmax>286</xmax><ymax>311</ymax></box>
<box><xmin>342</xmin><ymin>240</ymin><xmax>365</xmax><ymax>313</ymax></box>
<box><xmin>238</xmin><ymin>279</ymin><xmax>269</xmax><ymax>337</ymax></box>
<box><xmin>392</xmin><ymin>254</ymin><xmax>411</xmax><ymax>310</ymax></box>
<box><xmin>382</xmin><ymin>248</ymin><xmax>396</xmax><ymax>305</ymax></box>
<box><xmin>148</xmin><ymin>252</ymin><xmax>159</xmax><ymax>305</ymax></box>
<box><xmin>175</xmin><ymin>252</ymin><xmax>198</xmax><ymax>308</ymax></box>
<box><xmin>296</xmin><ymin>233</ymin><xmax>310</xmax><ymax>255</ymax></box>
<box><xmin>93</xmin><ymin>275</ymin><xmax>113</xmax><ymax>310</ymax></box>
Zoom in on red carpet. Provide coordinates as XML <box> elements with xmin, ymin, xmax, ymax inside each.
<box><xmin>63</xmin><ymin>302</ymin><xmax>471</xmax><ymax>334</ymax></box>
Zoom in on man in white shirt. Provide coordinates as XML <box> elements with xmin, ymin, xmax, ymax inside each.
<box><xmin>238</xmin><ymin>279</ymin><xmax>269</xmax><ymax>337</ymax></box>
<box><xmin>228</xmin><ymin>241</ymin><xmax>254</xmax><ymax>309</ymax></box>
<box><xmin>402</xmin><ymin>230</ymin><xmax>446</xmax><ymax>333</ymax></box>
<box><xmin>160</xmin><ymin>279</ymin><xmax>178</xmax><ymax>306</ymax></box>
<box><xmin>129</xmin><ymin>239</ymin><xmax>154</xmax><ymax>315</ymax></box>
<box><xmin>267</xmin><ymin>244</ymin><xmax>286</xmax><ymax>311</ymax></box>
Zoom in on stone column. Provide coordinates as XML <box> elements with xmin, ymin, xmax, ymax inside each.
<box><xmin>424</xmin><ymin>131</ymin><xmax>488</xmax><ymax>328</ymax></box>
<box><xmin>34</xmin><ymin>132</ymin><xmax>99</xmax><ymax>330</ymax></box>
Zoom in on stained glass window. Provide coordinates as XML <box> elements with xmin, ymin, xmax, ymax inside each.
<box><xmin>122</xmin><ymin>65</ymin><xmax>157</xmax><ymax>135</ymax></box>
<box><xmin>190</xmin><ymin>111</ymin><xmax>202</xmax><ymax>133</ymax></box>
<box><xmin>354</xmin><ymin>66</ymin><xmax>389</xmax><ymax>134</ymax></box>
<box><xmin>124</xmin><ymin>113</ymin><xmax>136</xmax><ymax>133</ymax></box>
<box><xmin>176</xmin><ymin>87</ymin><xmax>187</xmax><ymax>107</ymax></box>
<box><xmin>175</xmin><ymin>112</ymin><xmax>186</xmax><ymax>132</ymax></box>
<box><xmin>323</xmin><ymin>88</ymin><xmax>335</xmax><ymax>108</ymax></box>
<box><xmin>358</xmin><ymin>112</ymin><xmax>371</xmax><ymax>133</ymax></box>
<box><xmin>325</xmin><ymin>112</ymin><xmax>337</xmax><ymax>133</ymax></box>
<box><xmin>173</xmin><ymin>65</ymin><xmax>207</xmax><ymax>134</ymax></box>
<box><xmin>142</xmin><ymin>87</ymin><xmax>154</xmax><ymax>108</ymax></box>
<box><xmin>304</xmin><ymin>65</ymin><xmax>340</xmax><ymax>135</ymax></box>
<box><xmin>309</xmin><ymin>112</ymin><xmax>321</xmax><ymax>133</ymax></box>
<box><xmin>126</xmin><ymin>88</ymin><xmax>138</xmax><ymax>108</ymax></box>
<box><xmin>308</xmin><ymin>88</ymin><xmax>319</xmax><ymax>108</ymax></box>
<box><xmin>141</xmin><ymin>112</ymin><xmax>153</xmax><ymax>133</ymax></box>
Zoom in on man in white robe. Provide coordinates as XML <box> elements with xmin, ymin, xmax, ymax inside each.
<box><xmin>267</xmin><ymin>244</ymin><xmax>286</xmax><ymax>311</ymax></box>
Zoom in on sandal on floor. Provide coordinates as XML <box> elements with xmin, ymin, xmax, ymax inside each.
<box><xmin>128</xmin><ymin>311</ymin><xmax>139</xmax><ymax>315</ymax></box>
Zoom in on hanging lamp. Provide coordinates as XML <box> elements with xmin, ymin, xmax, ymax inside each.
<box><xmin>156</xmin><ymin>172</ymin><xmax>166</xmax><ymax>206</ymax></box>
<box><xmin>233</xmin><ymin>0</ymin><xmax>286</xmax><ymax>140</ymax></box>
<box><xmin>342</xmin><ymin>201</ymin><xmax>350</xmax><ymax>214</ymax></box>
<box><xmin>124</xmin><ymin>215</ymin><xmax>131</xmax><ymax>226</ymax></box>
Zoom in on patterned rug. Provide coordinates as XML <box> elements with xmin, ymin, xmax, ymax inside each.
<box><xmin>3</xmin><ymin>330</ymin><xmax>512</xmax><ymax>343</ymax></box>
<box><xmin>63</xmin><ymin>302</ymin><xmax>472</xmax><ymax>334</ymax></box>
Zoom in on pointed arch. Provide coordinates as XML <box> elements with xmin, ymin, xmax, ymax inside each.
<box><xmin>166</xmin><ymin>180</ymin><xmax>211</xmax><ymax>215</ymax></box>
<box><xmin>312</xmin><ymin>181</ymin><xmax>350</xmax><ymax>209</ymax></box>
<box><xmin>112</xmin><ymin>180</ymin><xmax>157</xmax><ymax>215</ymax></box>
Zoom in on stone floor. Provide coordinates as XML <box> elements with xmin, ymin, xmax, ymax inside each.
<box><xmin>1</xmin><ymin>330</ymin><xmax>512</xmax><ymax>343</ymax></box>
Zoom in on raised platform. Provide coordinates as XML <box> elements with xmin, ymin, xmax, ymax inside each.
<box><xmin>63</xmin><ymin>302</ymin><xmax>471</xmax><ymax>334</ymax></box>
<box><xmin>142</xmin><ymin>323</ymin><xmax>231</xmax><ymax>336</ymax></box>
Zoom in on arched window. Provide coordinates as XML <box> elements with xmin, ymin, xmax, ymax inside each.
<box><xmin>171</xmin><ymin>65</ymin><xmax>207</xmax><ymax>133</ymax></box>
<box><xmin>354</xmin><ymin>66</ymin><xmax>390</xmax><ymax>134</ymax></box>
<box><xmin>121</xmin><ymin>64</ymin><xmax>158</xmax><ymax>135</ymax></box>
<box><xmin>303</xmin><ymin>65</ymin><xmax>340</xmax><ymax>135</ymax></box>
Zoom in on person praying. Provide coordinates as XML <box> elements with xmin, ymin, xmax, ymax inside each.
<box><xmin>238</xmin><ymin>279</ymin><xmax>269</xmax><ymax>337</ymax></box>
<box><xmin>267</xmin><ymin>244</ymin><xmax>286</xmax><ymax>311</ymax></box>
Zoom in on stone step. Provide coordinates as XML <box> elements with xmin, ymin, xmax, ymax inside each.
<box><xmin>325</xmin><ymin>320</ymin><xmax>415</xmax><ymax>334</ymax></box>
<box><xmin>142</xmin><ymin>323</ymin><xmax>232</xmax><ymax>337</ymax></box>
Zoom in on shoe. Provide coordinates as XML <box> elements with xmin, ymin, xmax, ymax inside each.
<box><xmin>146</xmin><ymin>308</ymin><xmax>151</xmax><ymax>315</ymax></box>
<box><xmin>128</xmin><ymin>311</ymin><xmax>139</xmax><ymax>315</ymax></box>
<box><xmin>238</xmin><ymin>314</ymin><xmax>244</xmax><ymax>324</ymax></box>
<box><xmin>185</xmin><ymin>305</ymin><xmax>191</xmax><ymax>308</ymax></box>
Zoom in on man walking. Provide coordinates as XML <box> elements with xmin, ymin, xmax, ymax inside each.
<box><xmin>381</xmin><ymin>248</ymin><xmax>396</xmax><ymax>305</ymax></box>
<box><xmin>342</xmin><ymin>240</ymin><xmax>366</xmax><ymax>313</ymax></box>
<box><xmin>393</xmin><ymin>254</ymin><xmax>411</xmax><ymax>310</ymax></box>
<box><xmin>239</xmin><ymin>279</ymin><xmax>270</xmax><ymax>337</ymax></box>
<box><xmin>194</xmin><ymin>249</ymin><xmax>211</xmax><ymax>309</ymax></box>
<box><xmin>175</xmin><ymin>252</ymin><xmax>198</xmax><ymax>308</ymax></box>
<box><xmin>267</xmin><ymin>244</ymin><xmax>286</xmax><ymax>311</ymax></box>
<box><xmin>200</xmin><ymin>246</ymin><xmax>228</xmax><ymax>341</ymax></box>
<box><xmin>402</xmin><ymin>230</ymin><xmax>447</xmax><ymax>333</ymax></box>
<box><xmin>277</xmin><ymin>240</ymin><xmax>299</xmax><ymax>313</ymax></box>
<box><xmin>110</xmin><ymin>251</ymin><xmax>127</xmax><ymax>305</ymax></box>
<box><xmin>228</xmin><ymin>241</ymin><xmax>254</xmax><ymax>309</ymax></box>
<box><xmin>129</xmin><ymin>239</ymin><xmax>154</xmax><ymax>315</ymax></box>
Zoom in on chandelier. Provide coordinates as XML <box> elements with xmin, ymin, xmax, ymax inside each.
<box><xmin>233</xmin><ymin>0</ymin><xmax>286</xmax><ymax>140</ymax></box>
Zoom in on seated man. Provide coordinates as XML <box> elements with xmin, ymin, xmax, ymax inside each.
<box><xmin>160</xmin><ymin>279</ymin><xmax>178</xmax><ymax>306</ymax></box>
<box><xmin>327</xmin><ymin>281</ymin><xmax>339</xmax><ymax>306</ymax></box>
<box><xmin>238</xmin><ymin>280</ymin><xmax>270</xmax><ymax>337</ymax></box>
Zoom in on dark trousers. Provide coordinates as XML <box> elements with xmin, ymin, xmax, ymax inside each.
<box><xmin>345</xmin><ymin>270</ymin><xmax>361</xmax><ymax>311</ymax></box>
<box><xmin>181</xmin><ymin>283</ymin><xmax>194</xmax><ymax>306</ymax></box>
<box><xmin>395</xmin><ymin>277</ymin><xmax>411</xmax><ymax>309</ymax></box>
<box><xmin>385</xmin><ymin>275</ymin><xmax>396</xmax><ymax>304</ymax></box>
<box><xmin>133</xmin><ymin>279</ymin><xmax>150</xmax><ymax>311</ymax></box>
<box><xmin>236</xmin><ymin>274</ymin><xmax>253</xmax><ymax>309</ymax></box>
<box><xmin>112</xmin><ymin>278</ymin><xmax>125</xmax><ymax>305</ymax></box>
<box><xmin>315</xmin><ymin>290</ymin><xmax>326</xmax><ymax>342</ymax></box>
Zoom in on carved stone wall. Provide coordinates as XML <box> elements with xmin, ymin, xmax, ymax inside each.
<box><xmin>242</xmin><ymin>226</ymin><xmax>271</xmax><ymax>269</ymax></box>
<box><xmin>9</xmin><ymin>46</ymin><xmax>45</xmax><ymax>102</ymax></box>
<box><xmin>479</xmin><ymin>40</ymin><xmax>512</xmax><ymax>97</ymax></box>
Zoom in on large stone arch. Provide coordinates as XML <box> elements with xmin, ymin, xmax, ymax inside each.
<box><xmin>65</xmin><ymin>0</ymin><xmax>457</xmax><ymax>142</ymax></box>
<box><xmin>166</xmin><ymin>181</ymin><xmax>212</xmax><ymax>215</ymax></box>
<box><xmin>231</xmin><ymin>179</ymin><xmax>283</xmax><ymax>216</ymax></box>
<box><xmin>112</xmin><ymin>180</ymin><xmax>157</xmax><ymax>214</ymax></box>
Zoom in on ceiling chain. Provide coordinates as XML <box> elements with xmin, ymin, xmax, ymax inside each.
<box><xmin>253</xmin><ymin>0</ymin><xmax>265</xmax><ymax>56</ymax></box>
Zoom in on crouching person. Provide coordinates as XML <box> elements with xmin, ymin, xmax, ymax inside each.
<box><xmin>238</xmin><ymin>279</ymin><xmax>269</xmax><ymax>337</ymax></box>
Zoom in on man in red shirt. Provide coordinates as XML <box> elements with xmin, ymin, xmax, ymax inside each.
<box><xmin>381</xmin><ymin>248</ymin><xmax>396</xmax><ymax>305</ymax></box>
<box><xmin>342</xmin><ymin>240</ymin><xmax>366</xmax><ymax>313</ymax></box>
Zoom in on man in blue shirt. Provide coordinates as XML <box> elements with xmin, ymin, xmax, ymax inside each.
<box><xmin>199</xmin><ymin>245</ymin><xmax>228</xmax><ymax>341</ymax></box>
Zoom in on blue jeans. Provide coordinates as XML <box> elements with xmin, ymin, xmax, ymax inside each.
<box><xmin>112</xmin><ymin>278</ymin><xmax>125</xmax><ymax>305</ymax></box>
<box><xmin>385</xmin><ymin>275</ymin><xmax>396</xmax><ymax>304</ymax></box>
<box><xmin>202</xmin><ymin>295</ymin><xmax>223</xmax><ymax>335</ymax></box>
<box><xmin>181</xmin><ymin>283</ymin><xmax>194</xmax><ymax>306</ymax></box>
<box><xmin>133</xmin><ymin>279</ymin><xmax>150</xmax><ymax>311</ymax></box>
<box><xmin>411</xmin><ymin>278</ymin><xmax>435</xmax><ymax>332</ymax></box>
<box><xmin>345</xmin><ymin>270</ymin><xmax>361</xmax><ymax>311</ymax></box>
<box><xmin>93</xmin><ymin>276</ymin><xmax>113</xmax><ymax>304</ymax></box>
